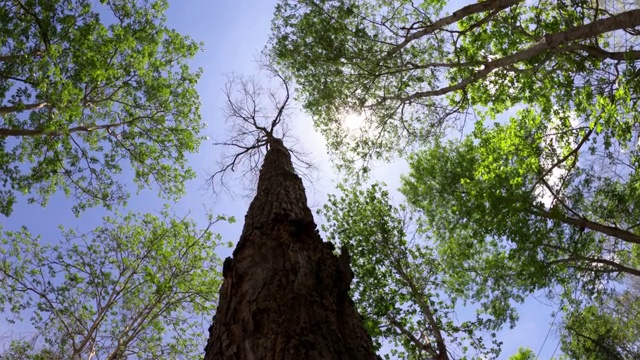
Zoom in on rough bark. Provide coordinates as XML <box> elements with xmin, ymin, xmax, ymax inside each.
<box><xmin>204</xmin><ymin>137</ymin><xmax>379</xmax><ymax>360</ymax></box>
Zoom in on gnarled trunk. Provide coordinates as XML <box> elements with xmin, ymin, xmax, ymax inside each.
<box><xmin>204</xmin><ymin>138</ymin><xmax>379</xmax><ymax>359</ymax></box>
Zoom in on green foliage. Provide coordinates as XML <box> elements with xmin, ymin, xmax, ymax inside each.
<box><xmin>0</xmin><ymin>0</ymin><xmax>204</xmax><ymax>216</ymax></box>
<box><xmin>0</xmin><ymin>209</ymin><xmax>233</xmax><ymax>359</ymax></box>
<box><xmin>0</xmin><ymin>341</ymin><xmax>62</xmax><ymax>360</ymax></box>
<box><xmin>561</xmin><ymin>281</ymin><xmax>640</xmax><ymax>360</ymax></box>
<box><xmin>271</xmin><ymin>0</ymin><xmax>640</xmax><ymax>172</ymax></box>
<box><xmin>508</xmin><ymin>347</ymin><xmax>536</xmax><ymax>360</ymax></box>
<box><xmin>274</xmin><ymin>0</ymin><xmax>640</xmax><ymax>357</ymax></box>
<box><xmin>271</xmin><ymin>0</ymin><xmax>447</xmax><ymax>171</ymax></box>
<box><xmin>320</xmin><ymin>183</ymin><xmax>506</xmax><ymax>359</ymax></box>
<box><xmin>400</xmin><ymin>86</ymin><xmax>640</xmax><ymax>298</ymax></box>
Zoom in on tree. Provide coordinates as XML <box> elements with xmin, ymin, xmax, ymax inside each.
<box><xmin>560</xmin><ymin>279</ymin><xmax>640</xmax><ymax>360</ymax></box>
<box><xmin>0</xmin><ymin>209</ymin><xmax>231</xmax><ymax>360</ymax></box>
<box><xmin>320</xmin><ymin>183</ymin><xmax>508</xmax><ymax>359</ymax></box>
<box><xmin>399</xmin><ymin>109</ymin><xmax>640</xmax><ymax>304</ymax></box>
<box><xmin>271</xmin><ymin>0</ymin><xmax>640</xmax><ymax>170</ymax></box>
<box><xmin>203</xmin><ymin>66</ymin><xmax>378</xmax><ymax>359</ymax></box>
<box><xmin>272</xmin><ymin>0</ymin><xmax>640</xmax><ymax>357</ymax></box>
<box><xmin>0</xmin><ymin>0</ymin><xmax>204</xmax><ymax>216</ymax></box>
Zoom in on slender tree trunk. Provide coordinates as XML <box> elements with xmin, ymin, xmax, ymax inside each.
<box><xmin>204</xmin><ymin>138</ymin><xmax>379</xmax><ymax>360</ymax></box>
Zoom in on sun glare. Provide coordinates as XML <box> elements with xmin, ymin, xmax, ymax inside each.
<box><xmin>341</xmin><ymin>112</ymin><xmax>367</xmax><ymax>134</ymax></box>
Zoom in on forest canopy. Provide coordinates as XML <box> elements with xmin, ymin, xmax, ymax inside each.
<box><xmin>0</xmin><ymin>1</ymin><xmax>229</xmax><ymax>359</ymax></box>
<box><xmin>273</xmin><ymin>0</ymin><xmax>640</xmax><ymax>358</ymax></box>
<box><xmin>0</xmin><ymin>0</ymin><xmax>204</xmax><ymax>216</ymax></box>
<box><xmin>271</xmin><ymin>0</ymin><xmax>640</xmax><ymax>171</ymax></box>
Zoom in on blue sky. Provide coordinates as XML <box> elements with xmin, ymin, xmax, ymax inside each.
<box><xmin>0</xmin><ymin>0</ymin><xmax>563</xmax><ymax>358</ymax></box>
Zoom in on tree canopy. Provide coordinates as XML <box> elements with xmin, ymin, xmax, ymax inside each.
<box><xmin>0</xmin><ymin>1</ymin><xmax>227</xmax><ymax>358</ymax></box>
<box><xmin>0</xmin><ymin>209</ymin><xmax>233</xmax><ymax>359</ymax></box>
<box><xmin>560</xmin><ymin>279</ymin><xmax>640</xmax><ymax>360</ymax></box>
<box><xmin>274</xmin><ymin>0</ymin><xmax>640</xmax><ymax>357</ymax></box>
<box><xmin>0</xmin><ymin>0</ymin><xmax>204</xmax><ymax>216</ymax></box>
<box><xmin>271</xmin><ymin>0</ymin><xmax>640</xmax><ymax>171</ymax></box>
<box><xmin>320</xmin><ymin>183</ymin><xmax>511</xmax><ymax>359</ymax></box>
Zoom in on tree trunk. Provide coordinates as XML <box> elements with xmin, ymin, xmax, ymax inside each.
<box><xmin>204</xmin><ymin>138</ymin><xmax>379</xmax><ymax>360</ymax></box>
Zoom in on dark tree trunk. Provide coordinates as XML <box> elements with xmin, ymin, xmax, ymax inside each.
<box><xmin>204</xmin><ymin>138</ymin><xmax>379</xmax><ymax>360</ymax></box>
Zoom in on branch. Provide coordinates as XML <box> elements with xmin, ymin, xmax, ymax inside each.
<box><xmin>387</xmin><ymin>315</ymin><xmax>438</xmax><ymax>359</ymax></box>
<box><xmin>381</xmin><ymin>9</ymin><xmax>640</xmax><ymax>104</ymax></box>
<box><xmin>72</xmin><ymin>226</ymin><xmax>169</xmax><ymax>357</ymax></box>
<box><xmin>0</xmin><ymin>102</ymin><xmax>49</xmax><ymax>116</ymax></box>
<box><xmin>530</xmin><ymin>207</ymin><xmax>640</xmax><ymax>246</ymax></box>
<box><xmin>0</xmin><ymin>50</ymin><xmax>43</xmax><ymax>62</ymax></box>
<box><xmin>207</xmin><ymin>60</ymin><xmax>316</xmax><ymax>194</ymax></box>
<box><xmin>0</xmin><ymin>117</ymin><xmax>136</xmax><ymax>137</ymax></box>
<box><xmin>565</xmin><ymin>43</ymin><xmax>640</xmax><ymax>61</ymax></box>
<box><xmin>0</xmin><ymin>263</ymin><xmax>79</xmax><ymax>352</ymax></box>
<box><xmin>392</xmin><ymin>264</ymin><xmax>449</xmax><ymax>359</ymax></box>
<box><xmin>13</xmin><ymin>0</ymin><xmax>52</xmax><ymax>50</ymax></box>
<box><xmin>547</xmin><ymin>254</ymin><xmax>640</xmax><ymax>277</ymax></box>
<box><xmin>564</xmin><ymin>326</ymin><xmax>627</xmax><ymax>360</ymax></box>
<box><xmin>531</xmin><ymin>125</ymin><xmax>594</xmax><ymax>196</ymax></box>
<box><xmin>381</xmin><ymin>0</ymin><xmax>522</xmax><ymax>61</ymax></box>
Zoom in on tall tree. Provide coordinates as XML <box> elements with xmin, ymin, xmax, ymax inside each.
<box><xmin>0</xmin><ymin>209</ymin><xmax>231</xmax><ymax>359</ymax></box>
<box><xmin>400</xmin><ymin>114</ymin><xmax>640</xmax><ymax>303</ymax></box>
<box><xmin>203</xmin><ymin>67</ymin><xmax>379</xmax><ymax>359</ymax></box>
<box><xmin>320</xmin><ymin>183</ymin><xmax>509</xmax><ymax>359</ymax></box>
<box><xmin>271</xmin><ymin>0</ymin><xmax>640</xmax><ymax>170</ymax></box>
<box><xmin>272</xmin><ymin>0</ymin><xmax>640</xmax><ymax>357</ymax></box>
<box><xmin>0</xmin><ymin>0</ymin><xmax>203</xmax><ymax>216</ymax></box>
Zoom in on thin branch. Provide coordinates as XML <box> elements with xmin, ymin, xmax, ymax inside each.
<box><xmin>207</xmin><ymin>58</ymin><xmax>317</xmax><ymax>195</ymax></box>
<box><xmin>0</xmin><ymin>102</ymin><xmax>49</xmax><ymax>116</ymax></box>
<box><xmin>531</xmin><ymin>125</ymin><xmax>594</xmax><ymax>197</ymax></box>
<box><xmin>564</xmin><ymin>326</ymin><xmax>626</xmax><ymax>360</ymax></box>
<box><xmin>0</xmin><ymin>114</ymin><xmax>139</xmax><ymax>138</ymax></box>
<box><xmin>565</xmin><ymin>43</ymin><xmax>640</xmax><ymax>61</ymax></box>
<box><xmin>392</xmin><ymin>263</ymin><xmax>449</xmax><ymax>359</ymax></box>
<box><xmin>0</xmin><ymin>50</ymin><xmax>43</xmax><ymax>62</ymax></box>
<box><xmin>381</xmin><ymin>0</ymin><xmax>522</xmax><ymax>62</ymax></box>
<box><xmin>13</xmin><ymin>0</ymin><xmax>52</xmax><ymax>50</ymax></box>
<box><xmin>378</xmin><ymin>9</ymin><xmax>640</xmax><ymax>104</ymax></box>
<box><xmin>387</xmin><ymin>314</ymin><xmax>438</xmax><ymax>358</ymax></box>
<box><xmin>548</xmin><ymin>256</ymin><xmax>640</xmax><ymax>277</ymax></box>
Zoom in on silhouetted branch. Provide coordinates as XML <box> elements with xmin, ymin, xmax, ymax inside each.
<box><xmin>207</xmin><ymin>57</ymin><xmax>317</xmax><ymax>196</ymax></box>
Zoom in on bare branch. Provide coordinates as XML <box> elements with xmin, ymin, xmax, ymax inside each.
<box><xmin>207</xmin><ymin>58</ymin><xmax>317</xmax><ymax>196</ymax></box>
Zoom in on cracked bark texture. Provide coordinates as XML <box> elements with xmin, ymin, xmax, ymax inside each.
<box><xmin>204</xmin><ymin>138</ymin><xmax>379</xmax><ymax>360</ymax></box>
